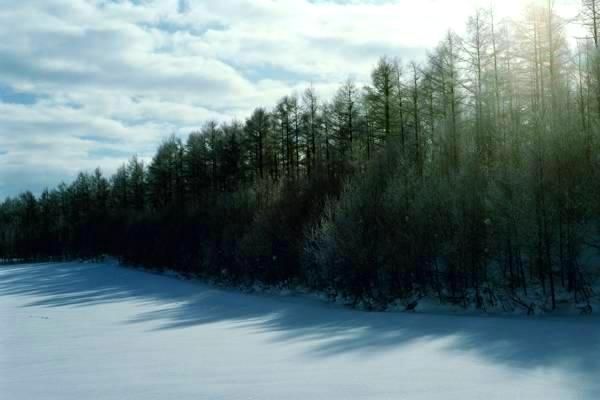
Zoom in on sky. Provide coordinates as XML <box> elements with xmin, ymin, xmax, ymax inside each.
<box><xmin>0</xmin><ymin>0</ymin><xmax>582</xmax><ymax>199</ymax></box>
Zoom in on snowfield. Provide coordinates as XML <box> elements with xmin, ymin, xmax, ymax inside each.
<box><xmin>1</xmin><ymin>262</ymin><xmax>600</xmax><ymax>399</ymax></box>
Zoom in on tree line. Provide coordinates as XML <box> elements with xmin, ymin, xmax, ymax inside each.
<box><xmin>3</xmin><ymin>0</ymin><xmax>600</xmax><ymax>311</ymax></box>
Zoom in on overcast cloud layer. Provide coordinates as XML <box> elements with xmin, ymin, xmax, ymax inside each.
<box><xmin>0</xmin><ymin>0</ymin><xmax>580</xmax><ymax>198</ymax></box>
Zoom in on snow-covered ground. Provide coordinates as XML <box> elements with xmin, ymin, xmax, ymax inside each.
<box><xmin>2</xmin><ymin>262</ymin><xmax>600</xmax><ymax>399</ymax></box>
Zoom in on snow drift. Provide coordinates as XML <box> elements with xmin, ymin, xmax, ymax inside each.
<box><xmin>1</xmin><ymin>261</ymin><xmax>600</xmax><ymax>399</ymax></box>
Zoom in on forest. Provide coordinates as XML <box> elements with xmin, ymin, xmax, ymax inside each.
<box><xmin>2</xmin><ymin>1</ymin><xmax>600</xmax><ymax>311</ymax></box>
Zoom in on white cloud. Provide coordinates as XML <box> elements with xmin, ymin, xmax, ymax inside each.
<box><xmin>0</xmin><ymin>0</ymin><xmax>583</xmax><ymax>197</ymax></box>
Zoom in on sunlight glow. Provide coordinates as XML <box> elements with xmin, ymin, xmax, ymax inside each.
<box><xmin>471</xmin><ymin>0</ymin><xmax>575</xmax><ymax>21</ymax></box>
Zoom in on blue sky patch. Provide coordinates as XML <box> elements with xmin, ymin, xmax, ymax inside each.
<box><xmin>0</xmin><ymin>84</ymin><xmax>41</xmax><ymax>105</ymax></box>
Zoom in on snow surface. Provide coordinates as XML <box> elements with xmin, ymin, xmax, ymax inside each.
<box><xmin>2</xmin><ymin>262</ymin><xmax>600</xmax><ymax>399</ymax></box>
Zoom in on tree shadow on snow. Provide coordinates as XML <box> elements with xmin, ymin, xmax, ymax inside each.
<box><xmin>1</xmin><ymin>262</ymin><xmax>600</xmax><ymax>396</ymax></box>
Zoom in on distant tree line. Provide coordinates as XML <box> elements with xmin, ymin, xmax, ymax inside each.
<box><xmin>3</xmin><ymin>1</ymin><xmax>600</xmax><ymax>310</ymax></box>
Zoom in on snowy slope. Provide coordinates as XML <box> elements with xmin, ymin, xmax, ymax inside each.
<box><xmin>1</xmin><ymin>262</ymin><xmax>600</xmax><ymax>399</ymax></box>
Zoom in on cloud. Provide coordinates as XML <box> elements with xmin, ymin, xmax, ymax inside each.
<box><xmin>0</xmin><ymin>0</ymin><xmax>581</xmax><ymax>198</ymax></box>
